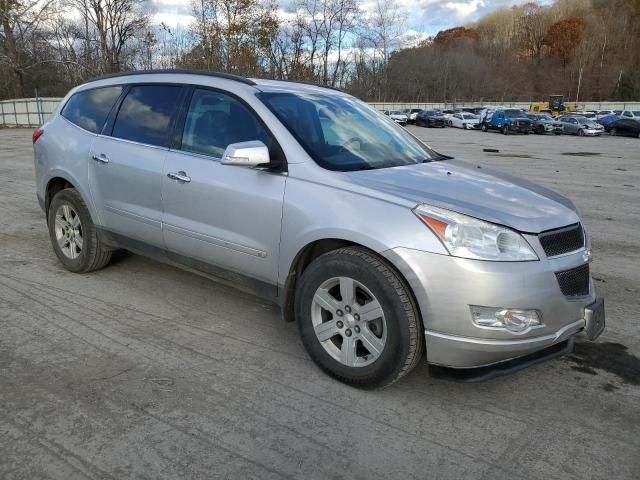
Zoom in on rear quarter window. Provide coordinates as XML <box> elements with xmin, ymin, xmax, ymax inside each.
<box><xmin>61</xmin><ymin>86</ymin><xmax>123</xmax><ymax>133</ymax></box>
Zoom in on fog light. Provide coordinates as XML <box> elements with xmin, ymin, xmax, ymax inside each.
<box><xmin>470</xmin><ymin>306</ymin><xmax>542</xmax><ymax>333</ymax></box>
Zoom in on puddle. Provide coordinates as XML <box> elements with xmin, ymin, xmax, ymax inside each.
<box><xmin>567</xmin><ymin>341</ymin><xmax>640</xmax><ymax>385</ymax></box>
<box><xmin>561</xmin><ymin>152</ymin><xmax>601</xmax><ymax>156</ymax></box>
<box><xmin>487</xmin><ymin>154</ymin><xmax>533</xmax><ymax>158</ymax></box>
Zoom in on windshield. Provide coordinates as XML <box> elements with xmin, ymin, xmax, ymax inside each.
<box><xmin>505</xmin><ymin>110</ymin><xmax>524</xmax><ymax>118</ymax></box>
<box><xmin>390</xmin><ymin>110</ymin><xmax>402</xmax><ymax>115</ymax></box>
<box><xmin>462</xmin><ymin>114</ymin><xmax>477</xmax><ymax>119</ymax></box>
<box><xmin>633</xmin><ymin>111</ymin><xmax>640</xmax><ymax>115</ymax></box>
<box><xmin>258</xmin><ymin>92</ymin><xmax>439</xmax><ymax>171</ymax></box>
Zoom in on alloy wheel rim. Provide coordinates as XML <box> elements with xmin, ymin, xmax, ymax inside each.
<box><xmin>54</xmin><ymin>204</ymin><xmax>83</xmax><ymax>259</ymax></box>
<box><xmin>311</xmin><ymin>276</ymin><xmax>387</xmax><ymax>367</ymax></box>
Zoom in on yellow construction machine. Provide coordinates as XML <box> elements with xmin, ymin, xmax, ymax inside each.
<box><xmin>529</xmin><ymin>95</ymin><xmax>583</xmax><ymax>117</ymax></box>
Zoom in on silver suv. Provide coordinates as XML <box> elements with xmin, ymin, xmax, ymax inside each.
<box><xmin>33</xmin><ymin>70</ymin><xmax>605</xmax><ymax>388</ymax></box>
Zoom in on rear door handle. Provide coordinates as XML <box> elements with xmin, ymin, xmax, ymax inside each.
<box><xmin>167</xmin><ymin>171</ymin><xmax>191</xmax><ymax>183</ymax></box>
<box><xmin>91</xmin><ymin>153</ymin><xmax>109</xmax><ymax>164</ymax></box>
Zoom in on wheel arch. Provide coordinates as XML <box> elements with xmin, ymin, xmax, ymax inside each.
<box><xmin>45</xmin><ymin>176</ymin><xmax>75</xmax><ymax>214</ymax></box>
<box><xmin>279</xmin><ymin>238</ymin><xmax>423</xmax><ymax>331</ymax></box>
<box><xmin>44</xmin><ymin>170</ymin><xmax>99</xmax><ymax>226</ymax></box>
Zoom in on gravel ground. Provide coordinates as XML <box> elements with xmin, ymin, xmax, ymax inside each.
<box><xmin>1</xmin><ymin>126</ymin><xmax>639</xmax><ymax>480</ymax></box>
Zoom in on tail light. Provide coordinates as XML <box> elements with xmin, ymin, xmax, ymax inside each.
<box><xmin>32</xmin><ymin>128</ymin><xmax>44</xmax><ymax>144</ymax></box>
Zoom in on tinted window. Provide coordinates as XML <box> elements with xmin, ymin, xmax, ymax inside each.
<box><xmin>61</xmin><ymin>86</ymin><xmax>123</xmax><ymax>133</ymax></box>
<box><xmin>181</xmin><ymin>89</ymin><xmax>271</xmax><ymax>158</ymax></box>
<box><xmin>112</xmin><ymin>85</ymin><xmax>182</xmax><ymax>147</ymax></box>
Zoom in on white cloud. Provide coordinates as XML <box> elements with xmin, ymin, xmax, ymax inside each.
<box><xmin>442</xmin><ymin>0</ymin><xmax>485</xmax><ymax>21</ymax></box>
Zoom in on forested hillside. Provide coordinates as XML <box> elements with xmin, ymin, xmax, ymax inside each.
<box><xmin>368</xmin><ymin>0</ymin><xmax>640</xmax><ymax>102</ymax></box>
<box><xmin>1</xmin><ymin>0</ymin><xmax>639</xmax><ymax>102</ymax></box>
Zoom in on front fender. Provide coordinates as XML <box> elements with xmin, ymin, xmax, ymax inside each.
<box><xmin>278</xmin><ymin>175</ymin><xmax>447</xmax><ymax>285</ymax></box>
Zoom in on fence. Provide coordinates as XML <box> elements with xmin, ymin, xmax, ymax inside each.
<box><xmin>2</xmin><ymin>97</ymin><xmax>640</xmax><ymax>128</ymax></box>
<box><xmin>0</xmin><ymin>98</ymin><xmax>62</xmax><ymax>127</ymax></box>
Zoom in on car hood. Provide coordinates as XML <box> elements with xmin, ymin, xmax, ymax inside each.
<box><xmin>343</xmin><ymin>159</ymin><xmax>579</xmax><ymax>233</ymax></box>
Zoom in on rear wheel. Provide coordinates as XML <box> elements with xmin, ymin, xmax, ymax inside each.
<box><xmin>47</xmin><ymin>188</ymin><xmax>112</xmax><ymax>273</ymax></box>
<box><xmin>295</xmin><ymin>247</ymin><xmax>423</xmax><ymax>389</ymax></box>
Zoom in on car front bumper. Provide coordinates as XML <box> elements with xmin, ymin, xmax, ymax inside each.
<box><xmin>383</xmin><ymin>246</ymin><xmax>600</xmax><ymax>368</ymax></box>
<box><xmin>582</xmin><ymin>128</ymin><xmax>603</xmax><ymax>136</ymax></box>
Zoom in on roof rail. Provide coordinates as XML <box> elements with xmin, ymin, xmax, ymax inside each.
<box><xmin>87</xmin><ymin>69</ymin><xmax>256</xmax><ymax>86</ymax></box>
<box><xmin>272</xmin><ymin>78</ymin><xmax>344</xmax><ymax>92</ymax></box>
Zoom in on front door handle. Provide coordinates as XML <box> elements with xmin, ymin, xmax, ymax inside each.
<box><xmin>91</xmin><ymin>153</ymin><xmax>109</xmax><ymax>164</ymax></box>
<box><xmin>167</xmin><ymin>171</ymin><xmax>191</xmax><ymax>183</ymax></box>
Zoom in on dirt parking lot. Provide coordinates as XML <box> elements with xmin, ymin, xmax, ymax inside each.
<box><xmin>1</xmin><ymin>126</ymin><xmax>639</xmax><ymax>479</ymax></box>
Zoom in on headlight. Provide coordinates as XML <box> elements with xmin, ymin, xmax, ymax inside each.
<box><xmin>413</xmin><ymin>205</ymin><xmax>538</xmax><ymax>261</ymax></box>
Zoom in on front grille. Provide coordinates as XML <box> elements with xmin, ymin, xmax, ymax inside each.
<box><xmin>555</xmin><ymin>264</ymin><xmax>590</xmax><ymax>298</ymax></box>
<box><xmin>539</xmin><ymin>223</ymin><xmax>584</xmax><ymax>257</ymax></box>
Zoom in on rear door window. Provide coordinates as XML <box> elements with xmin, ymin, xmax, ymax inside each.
<box><xmin>61</xmin><ymin>86</ymin><xmax>123</xmax><ymax>133</ymax></box>
<box><xmin>112</xmin><ymin>85</ymin><xmax>183</xmax><ymax>147</ymax></box>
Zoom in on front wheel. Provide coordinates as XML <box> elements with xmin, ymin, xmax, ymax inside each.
<box><xmin>295</xmin><ymin>247</ymin><xmax>423</xmax><ymax>389</ymax></box>
<box><xmin>481</xmin><ymin>123</ymin><xmax>488</xmax><ymax>132</ymax></box>
<box><xmin>610</xmin><ymin>128</ymin><xmax>617</xmax><ymax>136</ymax></box>
<box><xmin>502</xmin><ymin>125</ymin><xmax>509</xmax><ymax>135</ymax></box>
<box><xmin>578</xmin><ymin>129</ymin><xmax>585</xmax><ymax>137</ymax></box>
<box><xmin>47</xmin><ymin>188</ymin><xmax>112</xmax><ymax>273</ymax></box>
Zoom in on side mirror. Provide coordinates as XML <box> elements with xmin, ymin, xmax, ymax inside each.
<box><xmin>222</xmin><ymin>141</ymin><xmax>270</xmax><ymax>168</ymax></box>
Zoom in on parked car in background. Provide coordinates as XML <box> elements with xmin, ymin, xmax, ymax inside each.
<box><xmin>526</xmin><ymin>113</ymin><xmax>563</xmax><ymax>135</ymax></box>
<box><xmin>383</xmin><ymin>110</ymin><xmax>408</xmax><ymax>126</ymax></box>
<box><xmin>402</xmin><ymin>108</ymin><xmax>422</xmax><ymax>124</ymax></box>
<box><xmin>33</xmin><ymin>70</ymin><xmax>605</xmax><ymax>388</ymax></box>
<box><xmin>620</xmin><ymin>110</ymin><xmax>640</xmax><ymax>121</ymax></box>
<box><xmin>482</xmin><ymin>108</ymin><xmax>532</xmax><ymax>134</ymax></box>
<box><xmin>416</xmin><ymin>110</ymin><xmax>446</xmax><ymax>127</ymax></box>
<box><xmin>597</xmin><ymin>114</ymin><xmax>622</xmax><ymax>127</ymax></box>
<box><xmin>578</xmin><ymin>111</ymin><xmax>598</xmax><ymax>120</ymax></box>
<box><xmin>596</xmin><ymin>110</ymin><xmax>616</xmax><ymax>120</ymax></box>
<box><xmin>558</xmin><ymin>116</ymin><xmax>604</xmax><ymax>136</ymax></box>
<box><xmin>449</xmin><ymin>112</ymin><xmax>481</xmax><ymax>129</ymax></box>
<box><xmin>605</xmin><ymin>118</ymin><xmax>640</xmax><ymax>138</ymax></box>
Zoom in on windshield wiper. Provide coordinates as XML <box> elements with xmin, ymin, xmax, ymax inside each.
<box><xmin>425</xmin><ymin>153</ymin><xmax>453</xmax><ymax>162</ymax></box>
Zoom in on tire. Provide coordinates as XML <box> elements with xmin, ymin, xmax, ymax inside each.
<box><xmin>610</xmin><ymin>128</ymin><xmax>617</xmax><ymax>136</ymax></box>
<box><xmin>578</xmin><ymin>129</ymin><xmax>584</xmax><ymax>137</ymax></box>
<box><xmin>462</xmin><ymin>123</ymin><xmax>467</xmax><ymax>130</ymax></box>
<box><xmin>295</xmin><ymin>247</ymin><xmax>423</xmax><ymax>389</ymax></box>
<box><xmin>481</xmin><ymin>123</ymin><xmax>488</xmax><ymax>132</ymax></box>
<box><xmin>47</xmin><ymin>188</ymin><xmax>112</xmax><ymax>273</ymax></box>
<box><xmin>537</xmin><ymin>126</ymin><xmax>545</xmax><ymax>135</ymax></box>
<box><xmin>502</xmin><ymin>125</ymin><xmax>509</xmax><ymax>135</ymax></box>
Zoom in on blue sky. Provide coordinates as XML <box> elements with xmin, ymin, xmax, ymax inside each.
<box><xmin>150</xmin><ymin>0</ymin><xmax>554</xmax><ymax>38</ymax></box>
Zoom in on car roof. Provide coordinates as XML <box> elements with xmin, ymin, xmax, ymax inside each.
<box><xmin>82</xmin><ymin>69</ymin><xmax>346</xmax><ymax>96</ymax></box>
